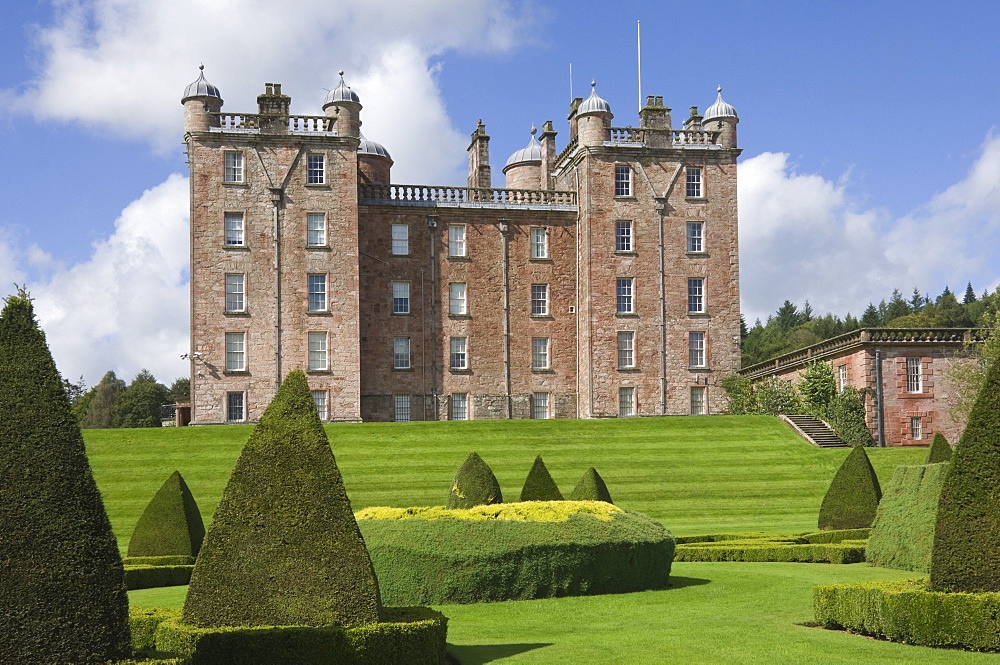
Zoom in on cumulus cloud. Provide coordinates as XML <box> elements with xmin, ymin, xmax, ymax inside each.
<box><xmin>738</xmin><ymin>134</ymin><xmax>1000</xmax><ymax>323</ymax></box>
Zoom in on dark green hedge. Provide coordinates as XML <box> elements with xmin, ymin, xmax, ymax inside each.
<box><xmin>799</xmin><ymin>528</ymin><xmax>870</xmax><ymax>544</ymax></box>
<box><xmin>520</xmin><ymin>455</ymin><xmax>563</xmax><ymax>501</ymax></box>
<box><xmin>814</xmin><ymin>578</ymin><xmax>1000</xmax><ymax>650</ymax></box>
<box><xmin>817</xmin><ymin>445</ymin><xmax>881</xmax><ymax>530</ymax></box>
<box><xmin>925</xmin><ymin>432</ymin><xmax>952</xmax><ymax>464</ymax></box>
<box><xmin>124</xmin><ymin>555</ymin><xmax>196</xmax><ymax>566</ymax></box>
<box><xmin>675</xmin><ymin>532</ymin><xmax>775</xmax><ymax>544</ymax></box>
<box><xmin>931</xmin><ymin>357</ymin><xmax>1000</xmax><ymax>592</ymax></box>
<box><xmin>675</xmin><ymin>543</ymin><xmax>864</xmax><ymax>563</ymax></box>
<box><xmin>183</xmin><ymin>371</ymin><xmax>381</xmax><ymax>628</ymax></box>
<box><xmin>138</xmin><ymin>606</ymin><xmax>446</xmax><ymax>665</ymax></box>
<box><xmin>446</xmin><ymin>452</ymin><xmax>502</xmax><ymax>508</ymax></box>
<box><xmin>125</xmin><ymin>565</ymin><xmax>194</xmax><ymax>590</ymax></box>
<box><xmin>0</xmin><ymin>291</ymin><xmax>131</xmax><ymax>664</ymax></box>
<box><xmin>127</xmin><ymin>470</ymin><xmax>205</xmax><ymax>558</ymax></box>
<box><xmin>866</xmin><ymin>463</ymin><xmax>948</xmax><ymax>572</ymax></box>
<box><xmin>568</xmin><ymin>467</ymin><xmax>613</xmax><ymax>503</ymax></box>
<box><xmin>359</xmin><ymin>510</ymin><xmax>674</xmax><ymax>605</ymax></box>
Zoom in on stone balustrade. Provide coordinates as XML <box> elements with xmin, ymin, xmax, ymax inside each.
<box><xmin>603</xmin><ymin>127</ymin><xmax>722</xmax><ymax>147</ymax></box>
<box><xmin>209</xmin><ymin>113</ymin><xmax>336</xmax><ymax>134</ymax></box>
<box><xmin>359</xmin><ymin>183</ymin><xmax>576</xmax><ymax>207</ymax></box>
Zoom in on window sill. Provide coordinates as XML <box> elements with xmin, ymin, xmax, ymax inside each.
<box><xmin>900</xmin><ymin>392</ymin><xmax>931</xmax><ymax>399</ymax></box>
<box><xmin>685</xmin><ymin>251</ymin><xmax>708</xmax><ymax>258</ymax></box>
<box><xmin>223</xmin><ymin>245</ymin><xmax>250</xmax><ymax>251</ymax></box>
<box><xmin>392</xmin><ymin>367</ymin><xmax>414</xmax><ymax>372</ymax></box>
<box><xmin>530</xmin><ymin>314</ymin><xmax>554</xmax><ymax>320</ymax></box>
<box><xmin>687</xmin><ymin>312</ymin><xmax>709</xmax><ymax>318</ymax></box>
<box><xmin>531</xmin><ymin>368</ymin><xmax>554</xmax><ymax>374</ymax></box>
<box><xmin>529</xmin><ymin>257</ymin><xmax>553</xmax><ymax>263</ymax></box>
<box><xmin>307</xmin><ymin>310</ymin><xmax>333</xmax><ymax>316</ymax></box>
<box><xmin>617</xmin><ymin>367</ymin><xmax>640</xmax><ymax>373</ymax></box>
<box><xmin>614</xmin><ymin>195</ymin><xmax>637</xmax><ymax>201</ymax></box>
<box><xmin>614</xmin><ymin>250</ymin><xmax>637</xmax><ymax>256</ymax></box>
<box><xmin>223</xmin><ymin>370</ymin><xmax>249</xmax><ymax>376</ymax></box>
<box><xmin>447</xmin><ymin>255</ymin><xmax>470</xmax><ymax>262</ymax></box>
<box><xmin>390</xmin><ymin>253</ymin><xmax>412</xmax><ymax>259</ymax></box>
<box><xmin>304</xmin><ymin>183</ymin><xmax>330</xmax><ymax>189</ymax></box>
<box><xmin>306</xmin><ymin>369</ymin><xmax>332</xmax><ymax>375</ymax></box>
<box><xmin>685</xmin><ymin>197</ymin><xmax>707</xmax><ymax>203</ymax></box>
<box><xmin>223</xmin><ymin>311</ymin><xmax>250</xmax><ymax>317</ymax></box>
<box><xmin>222</xmin><ymin>182</ymin><xmax>249</xmax><ymax>188</ymax></box>
<box><xmin>615</xmin><ymin>312</ymin><xmax>638</xmax><ymax>318</ymax></box>
<box><xmin>306</xmin><ymin>245</ymin><xmax>332</xmax><ymax>252</ymax></box>
<box><xmin>391</xmin><ymin>312</ymin><xmax>411</xmax><ymax>317</ymax></box>
<box><xmin>449</xmin><ymin>314</ymin><xmax>472</xmax><ymax>320</ymax></box>
<box><xmin>688</xmin><ymin>367</ymin><xmax>711</xmax><ymax>372</ymax></box>
<box><xmin>450</xmin><ymin>368</ymin><xmax>473</xmax><ymax>374</ymax></box>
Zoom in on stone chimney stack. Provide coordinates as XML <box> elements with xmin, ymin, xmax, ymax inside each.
<box><xmin>539</xmin><ymin>120</ymin><xmax>557</xmax><ymax>190</ymax></box>
<box><xmin>639</xmin><ymin>95</ymin><xmax>671</xmax><ymax>129</ymax></box>
<box><xmin>257</xmin><ymin>83</ymin><xmax>290</xmax><ymax>133</ymax></box>
<box><xmin>467</xmin><ymin>120</ymin><xmax>492</xmax><ymax>189</ymax></box>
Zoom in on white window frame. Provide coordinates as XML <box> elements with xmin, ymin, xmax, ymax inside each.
<box><xmin>691</xmin><ymin>386</ymin><xmax>706</xmax><ymax>415</ymax></box>
<box><xmin>686</xmin><ymin>221</ymin><xmax>704</xmax><ymax>253</ymax></box>
<box><xmin>450</xmin><ymin>337</ymin><xmax>468</xmax><ymax>370</ymax></box>
<box><xmin>449</xmin><ymin>282</ymin><xmax>467</xmax><ymax>315</ymax></box>
<box><xmin>685</xmin><ymin>167</ymin><xmax>703</xmax><ymax>198</ymax></box>
<box><xmin>226</xmin><ymin>391</ymin><xmax>245</xmax><ymax>422</ymax></box>
<box><xmin>531</xmin><ymin>337</ymin><xmax>550</xmax><ymax>369</ymax></box>
<box><xmin>312</xmin><ymin>390</ymin><xmax>328</xmax><ymax>420</ymax></box>
<box><xmin>838</xmin><ymin>365</ymin><xmax>848</xmax><ymax>393</ymax></box>
<box><xmin>307</xmin><ymin>274</ymin><xmax>327</xmax><ymax>312</ymax></box>
<box><xmin>531</xmin><ymin>392</ymin><xmax>550</xmax><ymax>419</ymax></box>
<box><xmin>688</xmin><ymin>278</ymin><xmax>705</xmax><ymax>314</ymax></box>
<box><xmin>910</xmin><ymin>416</ymin><xmax>923</xmax><ymax>441</ymax></box>
<box><xmin>224</xmin><ymin>212</ymin><xmax>245</xmax><ymax>247</ymax></box>
<box><xmin>225</xmin><ymin>332</ymin><xmax>246</xmax><ymax>372</ymax></box>
<box><xmin>616</xmin><ymin>220</ymin><xmax>633</xmax><ymax>252</ymax></box>
<box><xmin>391</xmin><ymin>224</ymin><xmax>409</xmax><ymax>255</ymax></box>
<box><xmin>531</xmin><ymin>284</ymin><xmax>549</xmax><ymax>316</ymax></box>
<box><xmin>306</xmin><ymin>213</ymin><xmax>327</xmax><ymax>247</ymax></box>
<box><xmin>619</xmin><ymin>387</ymin><xmax>635</xmax><ymax>417</ymax></box>
<box><xmin>906</xmin><ymin>357</ymin><xmax>922</xmax><ymax>393</ymax></box>
<box><xmin>392</xmin><ymin>281</ymin><xmax>410</xmax><ymax>315</ymax></box>
<box><xmin>308</xmin><ymin>331</ymin><xmax>328</xmax><ymax>371</ymax></box>
<box><xmin>224</xmin><ymin>151</ymin><xmax>244</xmax><ymax>184</ymax></box>
<box><xmin>617</xmin><ymin>331</ymin><xmax>635</xmax><ymax>369</ymax></box>
<box><xmin>451</xmin><ymin>393</ymin><xmax>469</xmax><ymax>420</ymax></box>
<box><xmin>394</xmin><ymin>395</ymin><xmax>411</xmax><ymax>422</ymax></box>
<box><xmin>530</xmin><ymin>227</ymin><xmax>548</xmax><ymax>259</ymax></box>
<box><xmin>614</xmin><ymin>165</ymin><xmax>632</xmax><ymax>197</ymax></box>
<box><xmin>393</xmin><ymin>337</ymin><xmax>411</xmax><ymax>370</ymax></box>
<box><xmin>616</xmin><ymin>278</ymin><xmax>634</xmax><ymax>314</ymax></box>
<box><xmin>689</xmin><ymin>332</ymin><xmax>706</xmax><ymax>368</ymax></box>
<box><xmin>225</xmin><ymin>273</ymin><xmax>245</xmax><ymax>313</ymax></box>
<box><xmin>307</xmin><ymin>154</ymin><xmax>325</xmax><ymax>184</ymax></box>
<box><xmin>448</xmin><ymin>224</ymin><xmax>466</xmax><ymax>257</ymax></box>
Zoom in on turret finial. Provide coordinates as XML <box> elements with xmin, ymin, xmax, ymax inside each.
<box><xmin>530</xmin><ymin>124</ymin><xmax>537</xmax><ymax>136</ymax></box>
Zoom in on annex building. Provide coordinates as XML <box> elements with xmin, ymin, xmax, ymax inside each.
<box><xmin>181</xmin><ymin>67</ymin><xmax>742</xmax><ymax>424</ymax></box>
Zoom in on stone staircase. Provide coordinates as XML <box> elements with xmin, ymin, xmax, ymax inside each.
<box><xmin>781</xmin><ymin>415</ymin><xmax>849</xmax><ymax>448</ymax></box>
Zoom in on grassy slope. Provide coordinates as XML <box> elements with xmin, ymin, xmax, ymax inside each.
<box><xmin>86</xmin><ymin>415</ymin><xmax>924</xmax><ymax>554</ymax></box>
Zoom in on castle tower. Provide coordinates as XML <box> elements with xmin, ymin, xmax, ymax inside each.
<box><xmin>323</xmin><ymin>71</ymin><xmax>362</xmax><ymax>139</ymax></box>
<box><xmin>357</xmin><ymin>135</ymin><xmax>393</xmax><ymax>185</ymax></box>
<box><xmin>575</xmin><ymin>82</ymin><xmax>612</xmax><ymax>146</ymax></box>
<box><xmin>181</xmin><ymin>65</ymin><xmax>222</xmax><ymax>133</ymax></box>
<box><xmin>702</xmin><ymin>87</ymin><xmax>739</xmax><ymax>149</ymax></box>
<box><xmin>502</xmin><ymin>126</ymin><xmax>542</xmax><ymax>190</ymax></box>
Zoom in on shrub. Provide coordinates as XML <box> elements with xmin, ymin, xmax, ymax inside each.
<box><xmin>446</xmin><ymin>451</ymin><xmax>503</xmax><ymax>509</ymax></box>
<box><xmin>520</xmin><ymin>455</ymin><xmax>563</xmax><ymax>501</ymax></box>
<box><xmin>930</xmin><ymin>356</ymin><xmax>1000</xmax><ymax>592</ymax></box>
<box><xmin>817</xmin><ymin>445</ymin><xmax>881</xmax><ymax>530</ymax></box>
<box><xmin>127</xmin><ymin>470</ymin><xmax>206</xmax><ymax>558</ymax></box>
<box><xmin>798</xmin><ymin>361</ymin><xmax>836</xmax><ymax>413</ymax></box>
<box><xmin>358</xmin><ymin>505</ymin><xmax>673</xmax><ymax>605</ymax></box>
<box><xmin>0</xmin><ymin>290</ymin><xmax>131</xmax><ymax>664</ymax></box>
<box><xmin>182</xmin><ymin>370</ymin><xmax>382</xmax><ymax>628</ymax></box>
<box><xmin>798</xmin><ymin>528</ymin><xmax>870</xmax><ymax>544</ymax></box>
<box><xmin>866</xmin><ymin>463</ymin><xmax>948</xmax><ymax>572</ymax></box>
<box><xmin>821</xmin><ymin>387</ymin><xmax>874</xmax><ymax>447</ymax></box>
<box><xmin>721</xmin><ymin>374</ymin><xmax>801</xmax><ymax>415</ymax></box>
<box><xmin>925</xmin><ymin>432</ymin><xmax>952</xmax><ymax>464</ymax></box>
<box><xmin>124</xmin><ymin>565</ymin><xmax>194</xmax><ymax>590</ymax></box>
<box><xmin>124</xmin><ymin>555</ymin><xmax>195</xmax><ymax>566</ymax></box>
<box><xmin>675</xmin><ymin>543</ymin><xmax>864</xmax><ymax>564</ymax></box>
<box><xmin>357</xmin><ymin>500</ymin><xmax>621</xmax><ymax>522</ymax></box>
<box><xmin>814</xmin><ymin>578</ymin><xmax>1000</xmax><ymax>651</ymax></box>
<box><xmin>569</xmin><ymin>467</ymin><xmax>613</xmax><ymax>503</ymax></box>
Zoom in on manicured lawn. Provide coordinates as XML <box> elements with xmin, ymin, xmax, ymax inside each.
<box><xmin>86</xmin><ymin>416</ymin><xmax>926</xmax><ymax>553</ymax></box>
<box><xmin>129</xmin><ymin>562</ymin><xmax>997</xmax><ymax>664</ymax></box>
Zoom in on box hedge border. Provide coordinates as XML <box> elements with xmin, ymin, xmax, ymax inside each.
<box><xmin>128</xmin><ymin>606</ymin><xmax>447</xmax><ymax>664</ymax></box>
<box><xmin>125</xmin><ymin>565</ymin><xmax>194</xmax><ymax>591</ymax></box>
<box><xmin>814</xmin><ymin>577</ymin><xmax>1000</xmax><ymax>651</ymax></box>
<box><xmin>674</xmin><ymin>543</ymin><xmax>864</xmax><ymax>563</ymax></box>
<box><xmin>125</xmin><ymin>556</ymin><xmax>196</xmax><ymax>567</ymax></box>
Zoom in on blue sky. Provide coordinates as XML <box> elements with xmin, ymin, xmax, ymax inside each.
<box><xmin>1</xmin><ymin>0</ymin><xmax>999</xmax><ymax>387</ymax></box>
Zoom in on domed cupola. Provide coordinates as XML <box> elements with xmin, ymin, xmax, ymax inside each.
<box><xmin>503</xmin><ymin>126</ymin><xmax>543</xmax><ymax>190</ymax></box>
<box><xmin>182</xmin><ymin>64</ymin><xmax>222</xmax><ymax>104</ymax></box>
<box><xmin>324</xmin><ymin>70</ymin><xmax>361</xmax><ymax>107</ymax></box>
<box><xmin>575</xmin><ymin>81</ymin><xmax>613</xmax><ymax>147</ymax></box>
<box><xmin>577</xmin><ymin>81</ymin><xmax>611</xmax><ymax>116</ymax></box>
<box><xmin>181</xmin><ymin>65</ymin><xmax>223</xmax><ymax>132</ymax></box>
<box><xmin>357</xmin><ymin>134</ymin><xmax>393</xmax><ymax>185</ymax></box>
<box><xmin>358</xmin><ymin>135</ymin><xmax>391</xmax><ymax>159</ymax></box>
<box><xmin>703</xmin><ymin>86</ymin><xmax>738</xmax><ymax>122</ymax></box>
<box><xmin>323</xmin><ymin>70</ymin><xmax>362</xmax><ymax>138</ymax></box>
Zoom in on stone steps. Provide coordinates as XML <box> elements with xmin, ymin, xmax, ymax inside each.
<box><xmin>781</xmin><ymin>414</ymin><xmax>849</xmax><ymax>448</ymax></box>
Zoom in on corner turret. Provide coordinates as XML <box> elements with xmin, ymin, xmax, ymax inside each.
<box><xmin>181</xmin><ymin>65</ymin><xmax>222</xmax><ymax>133</ymax></box>
<box><xmin>323</xmin><ymin>71</ymin><xmax>362</xmax><ymax>139</ymax></box>
<box><xmin>576</xmin><ymin>82</ymin><xmax>612</xmax><ymax>146</ymax></box>
<box><xmin>703</xmin><ymin>86</ymin><xmax>739</xmax><ymax>149</ymax></box>
<box><xmin>503</xmin><ymin>126</ymin><xmax>542</xmax><ymax>190</ymax></box>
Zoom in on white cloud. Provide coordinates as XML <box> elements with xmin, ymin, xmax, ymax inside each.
<box><xmin>0</xmin><ymin>229</ymin><xmax>28</xmax><ymax>289</ymax></box>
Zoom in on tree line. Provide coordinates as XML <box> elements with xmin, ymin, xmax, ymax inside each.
<box><xmin>64</xmin><ymin>370</ymin><xmax>189</xmax><ymax>428</ymax></box>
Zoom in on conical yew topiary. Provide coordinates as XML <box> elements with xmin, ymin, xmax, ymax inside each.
<box><xmin>930</xmin><ymin>357</ymin><xmax>1000</xmax><ymax>592</ymax></box>
<box><xmin>127</xmin><ymin>470</ymin><xmax>206</xmax><ymax>558</ymax></box>
<box><xmin>182</xmin><ymin>370</ymin><xmax>382</xmax><ymax>628</ymax></box>
<box><xmin>446</xmin><ymin>452</ymin><xmax>503</xmax><ymax>509</ymax></box>
<box><xmin>0</xmin><ymin>290</ymin><xmax>131</xmax><ymax>664</ymax></box>
<box><xmin>925</xmin><ymin>432</ymin><xmax>952</xmax><ymax>464</ymax></box>
<box><xmin>817</xmin><ymin>445</ymin><xmax>882</xmax><ymax>530</ymax></box>
<box><xmin>569</xmin><ymin>467</ymin><xmax>614</xmax><ymax>504</ymax></box>
<box><xmin>520</xmin><ymin>455</ymin><xmax>564</xmax><ymax>502</ymax></box>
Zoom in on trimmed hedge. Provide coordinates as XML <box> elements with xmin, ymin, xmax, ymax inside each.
<box><xmin>0</xmin><ymin>291</ymin><xmax>131</xmax><ymax>664</ymax></box>
<box><xmin>127</xmin><ymin>470</ymin><xmax>206</xmax><ymax>558</ymax></box>
<box><xmin>125</xmin><ymin>565</ymin><xmax>194</xmax><ymax>590</ymax></box>
<box><xmin>799</xmin><ymin>528</ymin><xmax>870</xmax><ymax>544</ymax></box>
<box><xmin>675</xmin><ymin>532</ymin><xmax>775</xmax><ymax>544</ymax></box>
<box><xmin>931</xmin><ymin>357</ymin><xmax>1000</xmax><ymax>592</ymax></box>
<box><xmin>356</xmin><ymin>500</ymin><xmax>622</xmax><ymax>522</ymax></box>
<box><xmin>183</xmin><ymin>371</ymin><xmax>382</xmax><ymax>628</ymax></box>
<box><xmin>814</xmin><ymin>578</ymin><xmax>1000</xmax><ymax>651</ymax></box>
<box><xmin>866</xmin><ymin>463</ymin><xmax>948</xmax><ymax>572</ymax></box>
<box><xmin>925</xmin><ymin>431</ymin><xmax>952</xmax><ymax>464</ymax></box>
<box><xmin>817</xmin><ymin>445</ymin><xmax>881</xmax><ymax>530</ymax></box>
<box><xmin>675</xmin><ymin>543</ymin><xmax>865</xmax><ymax>564</ymax></box>
<box><xmin>359</xmin><ymin>504</ymin><xmax>674</xmax><ymax>605</ymax></box>
<box><xmin>125</xmin><ymin>555</ymin><xmax>196</xmax><ymax>566</ymax></box>
<box><xmin>569</xmin><ymin>466</ymin><xmax>613</xmax><ymax>503</ymax></box>
<box><xmin>130</xmin><ymin>606</ymin><xmax>447</xmax><ymax>665</ymax></box>
<box><xmin>446</xmin><ymin>452</ymin><xmax>502</xmax><ymax>508</ymax></box>
<box><xmin>520</xmin><ymin>455</ymin><xmax>563</xmax><ymax>501</ymax></box>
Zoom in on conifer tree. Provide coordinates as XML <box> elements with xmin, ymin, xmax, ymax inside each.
<box><xmin>446</xmin><ymin>452</ymin><xmax>503</xmax><ymax>509</ymax></box>
<box><xmin>519</xmin><ymin>455</ymin><xmax>563</xmax><ymax>501</ymax></box>
<box><xmin>127</xmin><ymin>470</ymin><xmax>206</xmax><ymax>558</ymax></box>
<box><xmin>925</xmin><ymin>432</ymin><xmax>952</xmax><ymax>464</ymax></box>
<box><xmin>0</xmin><ymin>290</ymin><xmax>130</xmax><ymax>663</ymax></box>
<box><xmin>183</xmin><ymin>370</ymin><xmax>381</xmax><ymax>628</ymax></box>
<box><xmin>569</xmin><ymin>467</ymin><xmax>614</xmax><ymax>504</ymax></box>
<box><xmin>817</xmin><ymin>445</ymin><xmax>882</xmax><ymax>530</ymax></box>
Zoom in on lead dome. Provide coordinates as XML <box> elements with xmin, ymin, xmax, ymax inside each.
<box><xmin>358</xmin><ymin>134</ymin><xmax>391</xmax><ymax>160</ymax></box>
<box><xmin>325</xmin><ymin>71</ymin><xmax>360</xmax><ymax>106</ymax></box>
<box><xmin>182</xmin><ymin>65</ymin><xmax>222</xmax><ymax>102</ymax></box>
<box><xmin>577</xmin><ymin>82</ymin><xmax>611</xmax><ymax>115</ymax></box>
<box><xmin>505</xmin><ymin>126</ymin><xmax>542</xmax><ymax>169</ymax></box>
<box><xmin>703</xmin><ymin>87</ymin><xmax>738</xmax><ymax>122</ymax></box>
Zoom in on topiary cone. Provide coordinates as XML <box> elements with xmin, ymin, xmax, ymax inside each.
<box><xmin>182</xmin><ymin>370</ymin><xmax>382</xmax><ymax>628</ymax></box>
<box><xmin>446</xmin><ymin>452</ymin><xmax>503</xmax><ymax>509</ymax></box>
<box><xmin>0</xmin><ymin>290</ymin><xmax>131</xmax><ymax>663</ymax></box>
<box><xmin>930</xmin><ymin>357</ymin><xmax>1000</xmax><ymax>592</ymax></box>
<box><xmin>569</xmin><ymin>467</ymin><xmax>613</xmax><ymax>504</ymax></box>
<box><xmin>817</xmin><ymin>445</ymin><xmax>882</xmax><ymax>530</ymax></box>
<box><xmin>924</xmin><ymin>432</ymin><xmax>952</xmax><ymax>464</ymax></box>
<box><xmin>127</xmin><ymin>470</ymin><xmax>206</xmax><ymax>558</ymax></box>
<box><xmin>520</xmin><ymin>455</ymin><xmax>564</xmax><ymax>502</ymax></box>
